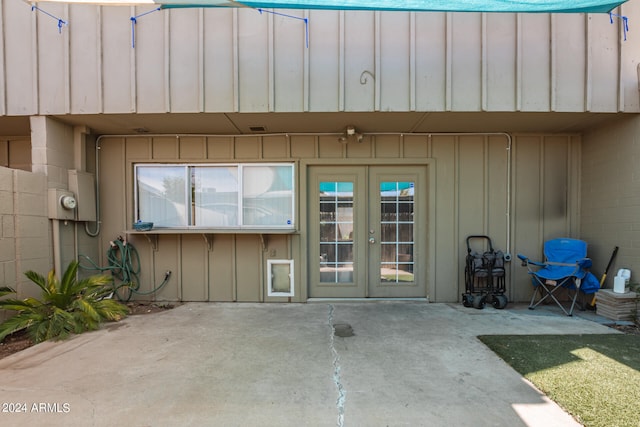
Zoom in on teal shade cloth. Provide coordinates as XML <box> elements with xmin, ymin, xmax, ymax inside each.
<box><xmin>160</xmin><ymin>0</ymin><xmax>626</xmax><ymax>13</ymax></box>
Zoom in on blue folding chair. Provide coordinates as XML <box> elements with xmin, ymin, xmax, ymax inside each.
<box><xmin>517</xmin><ymin>238</ymin><xmax>599</xmax><ymax>316</ymax></box>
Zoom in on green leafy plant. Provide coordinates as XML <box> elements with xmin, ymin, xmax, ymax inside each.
<box><xmin>0</xmin><ymin>261</ymin><xmax>129</xmax><ymax>343</ymax></box>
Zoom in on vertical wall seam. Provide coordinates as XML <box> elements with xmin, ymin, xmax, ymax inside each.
<box><xmin>259</xmin><ymin>237</ymin><xmax>264</xmax><ymax>301</ymax></box>
<box><xmin>97</xmin><ymin>6</ymin><xmax>103</xmax><ymax>113</ymax></box>
<box><xmin>303</xmin><ymin>10</ymin><xmax>310</xmax><ymax>112</ymax></box>
<box><xmin>481</xmin><ymin>13</ymin><xmax>487</xmax><ymax>111</ymax></box>
<box><xmin>374</xmin><ymin>11</ymin><xmax>381</xmax><ymax>111</ymax></box>
<box><xmin>233</xmin><ymin>9</ymin><xmax>239</xmax><ymax>112</ymax></box>
<box><xmin>483</xmin><ymin>136</ymin><xmax>489</xmax><ymax>234</ymax></box>
<box><xmin>539</xmin><ymin>137</ymin><xmax>545</xmax><ymax>241</ymax></box>
<box><xmin>164</xmin><ymin>10</ymin><xmax>170</xmax><ymax>112</ymax></box>
<box><xmin>203</xmin><ymin>236</ymin><xmax>211</xmax><ymax>301</ymax></box>
<box><xmin>206</xmin><ymin>238</ymin><xmax>211</xmax><ymax>301</ymax></box>
<box><xmin>198</xmin><ymin>8</ymin><xmax>204</xmax><ymax>112</ymax></box>
<box><xmin>0</xmin><ymin>0</ymin><xmax>6</xmax><ymax>115</ymax></box>
<box><xmin>585</xmin><ymin>14</ymin><xmax>592</xmax><ymax>112</ymax></box>
<box><xmin>268</xmin><ymin>12</ymin><xmax>274</xmax><ymax>112</ymax></box>
<box><xmin>32</xmin><ymin>7</ymin><xmax>39</xmax><ymax>114</ymax></box>
<box><xmin>286</xmin><ymin>134</ymin><xmax>291</xmax><ymax>158</ymax></box>
<box><xmin>516</xmin><ymin>13</ymin><xmax>523</xmax><ymax>111</ymax></box>
<box><xmin>453</xmin><ymin>136</ymin><xmax>460</xmax><ymax>296</ymax></box>
<box><xmin>507</xmin><ymin>136</ymin><xmax>515</xmax><ymax>297</ymax></box>
<box><xmin>617</xmin><ymin>3</ymin><xmax>624</xmax><ymax>112</ymax></box>
<box><xmin>64</xmin><ymin>4</ymin><xmax>70</xmax><ymax>114</ymax></box>
<box><xmin>232</xmin><ymin>236</ymin><xmax>237</xmax><ymax>301</ymax></box>
<box><xmin>130</xmin><ymin>6</ymin><xmax>136</xmax><ymax>112</ymax></box>
<box><xmin>409</xmin><ymin>12</ymin><xmax>416</xmax><ymax>111</ymax></box>
<box><xmin>445</xmin><ymin>13</ymin><xmax>452</xmax><ymax>111</ymax></box>
<box><xmin>232</xmin><ymin>135</ymin><xmax>236</xmax><ymax>159</ymax></box>
<box><xmin>177</xmin><ymin>236</ymin><xmax>183</xmax><ymax>301</ymax></box>
<box><xmin>287</xmin><ymin>233</ymin><xmax>294</xmax><ymax>297</ymax></box>
<box><xmin>150</xmin><ymin>242</ymin><xmax>157</xmax><ymax>299</ymax></box>
<box><xmin>550</xmin><ymin>15</ymin><xmax>556</xmax><ymax>111</ymax></box>
<box><xmin>573</xmin><ymin>136</ymin><xmax>582</xmax><ymax>236</ymax></box>
<box><xmin>338</xmin><ymin>11</ymin><xmax>345</xmax><ymax>111</ymax></box>
<box><xmin>122</xmin><ymin>137</ymin><xmax>130</xmax><ymax>233</ymax></box>
<box><xmin>566</xmin><ymin>138</ymin><xmax>572</xmax><ymax>233</ymax></box>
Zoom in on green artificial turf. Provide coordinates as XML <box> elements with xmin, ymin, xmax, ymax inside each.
<box><xmin>478</xmin><ymin>334</ymin><xmax>640</xmax><ymax>427</ymax></box>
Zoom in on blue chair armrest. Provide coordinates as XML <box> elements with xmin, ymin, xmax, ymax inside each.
<box><xmin>517</xmin><ymin>254</ymin><xmax>546</xmax><ymax>267</ymax></box>
<box><xmin>517</xmin><ymin>254</ymin><xmax>529</xmax><ymax>266</ymax></box>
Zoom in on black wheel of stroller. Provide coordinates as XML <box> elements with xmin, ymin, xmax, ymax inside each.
<box><xmin>472</xmin><ymin>294</ymin><xmax>486</xmax><ymax>309</ymax></box>
<box><xmin>462</xmin><ymin>293</ymin><xmax>473</xmax><ymax>307</ymax></box>
<box><xmin>492</xmin><ymin>294</ymin><xmax>508</xmax><ymax>309</ymax></box>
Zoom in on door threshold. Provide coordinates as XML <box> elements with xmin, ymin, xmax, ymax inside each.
<box><xmin>307</xmin><ymin>298</ymin><xmax>428</xmax><ymax>303</ymax></box>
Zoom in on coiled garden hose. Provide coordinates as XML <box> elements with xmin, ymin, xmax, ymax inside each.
<box><xmin>78</xmin><ymin>236</ymin><xmax>172</xmax><ymax>302</ymax></box>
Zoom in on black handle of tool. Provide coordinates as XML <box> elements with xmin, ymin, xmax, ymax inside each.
<box><xmin>589</xmin><ymin>246</ymin><xmax>619</xmax><ymax>308</ymax></box>
<box><xmin>603</xmin><ymin>246</ymin><xmax>619</xmax><ymax>276</ymax></box>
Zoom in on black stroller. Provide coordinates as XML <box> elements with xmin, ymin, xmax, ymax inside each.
<box><xmin>462</xmin><ymin>235</ymin><xmax>508</xmax><ymax>309</ymax></box>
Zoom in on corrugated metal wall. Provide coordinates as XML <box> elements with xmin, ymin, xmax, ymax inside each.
<box><xmin>0</xmin><ymin>3</ymin><xmax>638</xmax><ymax>116</ymax></box>
<box><xmin>96</xmin><ymin>133</ymin><xmax>580</xmax><ymax>302</ymax></box>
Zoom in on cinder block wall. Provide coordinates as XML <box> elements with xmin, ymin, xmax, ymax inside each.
<box><xmin>582</xmin><ymin>115</ymin><xmax>640</xmax><ymax>287</ymax></box>
<box><xmin>31</xmin><ymin>117</ymin><xmax>80</xmax><ymax>272</ymax></box>
<box><xmin>0</xmin><ymin>166</ymin><xmax>50</xmax><ymax>311</ymax></box>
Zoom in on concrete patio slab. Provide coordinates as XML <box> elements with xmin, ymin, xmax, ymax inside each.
<box><xmin>0</xmin><ymin>302</ymin><xmax>618</xmax><ymax>426</ymax></box>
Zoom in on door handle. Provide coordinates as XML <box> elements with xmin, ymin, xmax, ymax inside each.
<box><xmin>369</xmin><ymin>237</ymin><xmax>376</xmax><ymax>244</ymax></box>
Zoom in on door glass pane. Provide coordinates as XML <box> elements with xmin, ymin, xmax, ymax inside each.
<box><xmin>380</xmin><ymin>181</ymin><xmax>414</xmax><ymax>283</ymax></box>
<box><xmin>136</xmin><ymin>166</ymin><xmax>188</xmax><ymax>227</ymax></box>
<box><xmin>319</xmin><ymin>182</ymin><xmax>354</xmax><ymax>283</ymax></box>
<box><xmin>193</xmin><ymin>166</ymin><xmax>239</xmax><ymax>227</ymax></box>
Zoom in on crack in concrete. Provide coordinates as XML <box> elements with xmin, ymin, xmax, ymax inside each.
<box><xmin>328</xmin><ymin>304</ymin><xmax>346</xmax><ymax>427</ymax></box>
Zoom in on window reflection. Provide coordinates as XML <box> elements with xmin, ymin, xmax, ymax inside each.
<box><xmin>135</xmin><ymin>164</ymin><xmax>295</xmax><ymax>229</ymax></box>
<box><xmin>243</xmin><ymin>165</ymin><xmax>294</xmax><ymax>227</ymax></box>
<box><xmin>194</xmin><ymin>167</ymin><xmax>238</xmax><ymax>226</ymax></box>
<box><xmin>137</xmin><ymin>166</ymin><xmax>187</xmax><ymax>227</ymax></box>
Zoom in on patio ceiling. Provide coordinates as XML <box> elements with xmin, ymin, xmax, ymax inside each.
<box><xmin>1</xmin><ymin>111</ymin><xmax>631</xmax><ymax>137</ymax></box>
<box><xmin>7</xmin><ymin>111</ymin><xmax>628</xmax><ymax>136</ymax></box>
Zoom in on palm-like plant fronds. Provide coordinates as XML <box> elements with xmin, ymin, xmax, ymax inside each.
<box><xmin>0</xmin><ymin>261</ymin><xmax>129</xmax><ymax>343</ymax></box>
<box><xmin>0</xmin><ymin>286</ymin><xmax>15</xmax><ymax>298</ymax></box>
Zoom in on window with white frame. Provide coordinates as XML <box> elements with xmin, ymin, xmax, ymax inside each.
<box><xmin>135</xmin><ymin>163</ymin><xmax>295</xmax><ymax>229</ymax></box>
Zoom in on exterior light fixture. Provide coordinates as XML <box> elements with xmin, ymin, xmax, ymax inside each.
<box><xmin>338</xmin><ymin>125</ymin><xmax>363</xmax><ymax>144</ymax></box>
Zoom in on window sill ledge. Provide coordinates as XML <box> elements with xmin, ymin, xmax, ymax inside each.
<box><xmin>125</xmin><ymin>228</ymin><xmax>297</xmax><ymax>251</ymax></box>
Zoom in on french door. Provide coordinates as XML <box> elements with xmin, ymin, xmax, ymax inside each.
<box><xmin>308</xmin><ymin>166</ymin><xmax>427</xmax><ymax>298</ymax></box>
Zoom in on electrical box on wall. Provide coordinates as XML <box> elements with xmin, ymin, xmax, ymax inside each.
<box><xmin>68</xmin><ymin>170</ymin><xmax>96</xmax><ymax>221</ymax></box>
<box><xmin>48</xmin><ymin>189</ymin><xmax>77</xmax><ymax>220</ymax></box>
